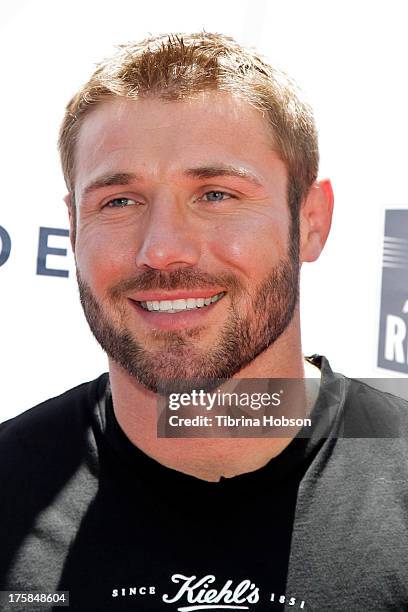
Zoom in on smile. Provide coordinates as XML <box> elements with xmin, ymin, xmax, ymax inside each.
<box><xmin>138</xmin><ymin>292</ymin><xmax>226</xmax><ymax>313</ymax></box>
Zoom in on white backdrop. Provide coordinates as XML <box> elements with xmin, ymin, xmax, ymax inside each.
<box><xmin>1</xmin><ymin>0</ymin><xmax>407</xmax><ymax>420</ymax></box>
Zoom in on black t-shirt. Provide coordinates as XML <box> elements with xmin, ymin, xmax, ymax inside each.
<box><xmin>1</xmin><ymin>355</ymin><xmax>408</xmax><ymax>611</ymax></box>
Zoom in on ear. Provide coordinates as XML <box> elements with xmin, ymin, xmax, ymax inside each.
<box><xmin>299</xmin><ymin>179</ymin><xmax>334</xmax><ymax>263</ymax></box>
<box><xmin>63</xmin><ymin>193</ymin><xmax>76</xmax><ymax>253</ymax></box>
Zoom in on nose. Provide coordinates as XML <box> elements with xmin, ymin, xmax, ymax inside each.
<box><xmin>135</xmin><ymin>196</ymin><xmax>201</xmax><ymax>271</ymax></box>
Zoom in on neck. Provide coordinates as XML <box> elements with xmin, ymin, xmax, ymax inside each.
<box><xmin>108</xmin><ymin>316</ymin><xmax>321</xmax><ymax>482</ymax></box>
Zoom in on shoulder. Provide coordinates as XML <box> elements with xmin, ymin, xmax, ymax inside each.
<box><xmin>0</xmin><ymin>373</ymin><xmax>109</xmax><ymax>466</ymax></box>
<box><xmin>308</xmin><ymin>355</ymin><xmax>408</xmax><ymax>437</ymax></box>
<box><xmin>341</xmin><ymin>375</ymin><xmax>408</xmax><ymax>437</ymax></box>
<box><xmin>0</xmin><ymin>375</ymin><xmax>109</xmax><ymax>580</ymax></box>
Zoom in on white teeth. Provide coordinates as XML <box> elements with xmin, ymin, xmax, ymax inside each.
<box><xmin>159</xmin><ymin>300</ymin><xmax>172</xmax><ymax>311</ymax></box>
<box><xmin>173</xmin><ymin>299</ymin><xmax>186</xmax><ymax>310</ymax></box>
<box><xmin>138</xmin><ymin>292</ymin><xmax>225</xmax><ymax>313</ymax></box>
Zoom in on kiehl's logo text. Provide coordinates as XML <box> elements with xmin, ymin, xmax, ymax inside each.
<box><xmin>162</xmin><ymin>574</ymin><xmax>259</xmax><ymax>610</ymax></box>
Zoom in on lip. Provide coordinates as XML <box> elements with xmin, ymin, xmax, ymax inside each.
<box><xmin>129</xmin><ymin>289</ymin><xmax>225</xmax><ymax>301</ymax></box>
<box><xmin>128</xmin><ymin>294</ymin><xmax>225</xmax><ymax>331</ymax></box>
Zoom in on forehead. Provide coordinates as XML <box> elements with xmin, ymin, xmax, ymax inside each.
<box><xmin>74</xmin><ymin>91</ymin><xmax>283</xmax><ymax>194</ymax></box>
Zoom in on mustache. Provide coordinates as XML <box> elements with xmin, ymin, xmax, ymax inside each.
<box><xmin>108</xmin><ymin>268</ymin><xmax>242</xmax><ymax>297</ymax></box>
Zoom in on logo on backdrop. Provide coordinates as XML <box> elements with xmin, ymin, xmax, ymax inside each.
<box><xmin>378</xmin><ymin>210</ymin><xmax>408</xmax><ymax>374</ymax></box>
<box><xmin>0</xmin><ymin>226</ymin><xmax>70</xmax><ymax>276</ymax></box>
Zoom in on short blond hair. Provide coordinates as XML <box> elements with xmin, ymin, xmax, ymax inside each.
<box><xmin>58</xmin><ymin>32</ymin><xmax>318</xmax><ymax>218</ymax></box>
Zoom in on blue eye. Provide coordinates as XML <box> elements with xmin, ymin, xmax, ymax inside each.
<box><xmin>202</xmin><ymin>191</ymin><xmax>232</xmax><ymax>202</ymax></box>
<box><xmin>106</xmin><ymin>197</ymin><xmax>137</xmax><ymax>208</ymax></box>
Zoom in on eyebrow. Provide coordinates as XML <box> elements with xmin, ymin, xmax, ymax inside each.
<box><xmin>81</xmin><ymin>172</ymin><xmax>140</xmax><ymax>198</ymax></box>
<box><xmin>80</xmin><ymin>164</ymin><xmax>263</xmax><ymax>199</ymax></box>
<box><xmin>184</xmin><ymin>165</ymin><xmax>263</xmax><ymax>188</ymax></box>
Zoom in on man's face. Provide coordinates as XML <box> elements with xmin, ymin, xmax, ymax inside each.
<box><xmin>71</xmin><ymin>92</ymin><xmax>299</xmax><ymax>391</ymax></box>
